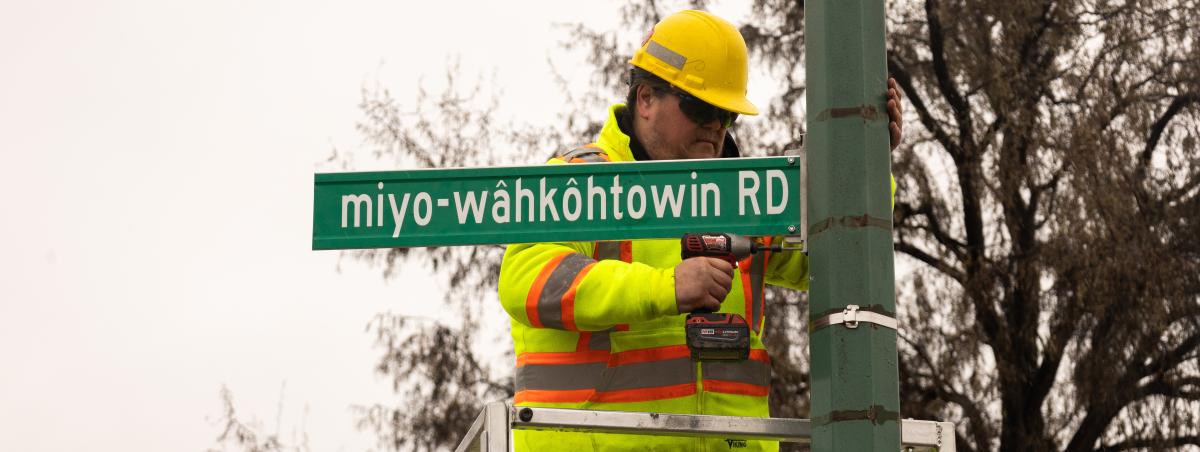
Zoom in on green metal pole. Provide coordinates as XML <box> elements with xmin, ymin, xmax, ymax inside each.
<box><xmin>804</xmin><ymin>0</ymin><xmax>900</xmax><ymax>449</ymax></box>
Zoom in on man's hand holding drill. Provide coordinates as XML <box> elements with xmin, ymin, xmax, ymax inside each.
<box><xmin>674</xmin><ymin>257</ymin><xmax>734</xmax><ymax>314</ymax></box>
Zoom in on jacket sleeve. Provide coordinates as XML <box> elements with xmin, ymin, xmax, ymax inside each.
<box><xmin>499</xmin><ymin>242</ymin><xmax>679</xmax><ymax>331</ymax></box>
<box><xmin>767</xmin><ymin>174</ymin><xmax>895</xmax><ymax>290</ymax></box>
<box><xmin>764</xmin><ymin>246</ymin><xmax>810</xmax><ymax>291</ymax></box>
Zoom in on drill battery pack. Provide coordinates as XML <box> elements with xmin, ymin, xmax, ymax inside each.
<box><xmin>684</xmin><ymin>312</ymin><xmax>751</xmax><ymax>361</ymax></box>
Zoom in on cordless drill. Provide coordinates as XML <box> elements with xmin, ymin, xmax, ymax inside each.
<box><xmin>680</xmin><ymin>233</ymin><xmax>780</xmax><ymax>361</ymax></box>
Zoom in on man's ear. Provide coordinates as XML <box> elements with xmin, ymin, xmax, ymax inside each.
<box><xmin>636</xmin><ymin>85</ymin><xmax>657</xmax><ymax>120</ymax></box>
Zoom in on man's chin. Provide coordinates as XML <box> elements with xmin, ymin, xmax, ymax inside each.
<box><xmin>687</xmin><ymin>142</ymin><xmax>720</xmax><ymax>159</ymax></box>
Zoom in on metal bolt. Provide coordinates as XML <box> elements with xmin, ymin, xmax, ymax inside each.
<box><xmin>519</xmin><ymin>407</ymin><xmax>533</xmax><ymax>422</ymax></box>
<box><xmin>788</xmin><ymin>225</ymin><xmax>797</xmax><ymax>233</ymax></box>
<box><xmin>787</xmin><ymin>157</ymin><xmax>796</xmax><ymax>165</ymax></box>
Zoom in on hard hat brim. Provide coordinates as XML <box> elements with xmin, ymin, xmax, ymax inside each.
<box><xmin>690</xmin><ymin>89</ymin><xmax>759</xmax><ymax>116</ymax></box>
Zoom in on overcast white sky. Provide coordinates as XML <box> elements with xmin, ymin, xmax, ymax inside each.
<box><xmin>0</xmin><ymin>1</ymin><xmax>654</xmax><ymax>450</ymax></box>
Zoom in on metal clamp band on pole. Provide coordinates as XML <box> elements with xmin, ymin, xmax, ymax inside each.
<box><xmin>810</xmin><ymin>305</ymin><xmax>897</xmax><ymax>332</ymax></box>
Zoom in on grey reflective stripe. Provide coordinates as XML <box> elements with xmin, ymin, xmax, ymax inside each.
<box><xmin>560</xmin><ymin>146</ymin><xmax>608</xmax><ymax>162</ymax></box>
<box><xmin>517</xmin><ymin>362</ymin><xmax>607</xmax><ymax>391</ymax></box>
<box><xmin>748</xmin><ymin>253</ymin><xmax>766</xmax><ymax>332</ymax></box>
<box><xmin>588</xmin><ymin>330</ymin><xmax>612</xmax><ymax>351</ymax></box>
<box><xmin>561</xmin><ymin>146</ymin><xmax>596</xmax><ymax>160</ymax></box>
<box><xmin>701</xmin><ymin>359</ymin><xmax>772</xmax><ymax>387</ymax></box>
<box><xmin>537</xmin><ymin>253</ymin><xmax>596</xmax><ymax>329</ymax></box>
<box><xmin>594</xmin><ymin>242</ymin><xmax>621</xmax><ymax>260</ymax></box>
<box><xmin>646</xmin><ymin>40</ymin><xmax>686</xmax><ymax>70</ymax></box>
<box><xmin>517</xmin><ymin>355</ymin><xmax>695</xmax><ymax>393</ymax></box>
<box><xmin>601</xmin><ymin>357</ymin><xmax>695</xmax><ymax>391</ymax></box>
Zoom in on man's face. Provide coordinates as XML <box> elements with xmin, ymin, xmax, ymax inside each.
<box><xmin>636</xmin><ymin>85</ymin><xmax>728</xmax><ymax>160</ymax></box>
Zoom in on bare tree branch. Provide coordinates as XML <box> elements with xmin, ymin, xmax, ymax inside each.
<box><xmin>1138</xmin><ymin>93</ymin><xmax>1199</xmax><ymax>179</ymax></box>
<box><xmin>1096</xmin><ymin>435</ymin><xmax>1200</xmax><ymax>452</ymax></box>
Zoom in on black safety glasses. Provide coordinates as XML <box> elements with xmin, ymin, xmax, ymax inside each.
<box><xmin>660</xmin><ymin>86</ymin><xmax>738</xmax><ymax>128</ymax></box>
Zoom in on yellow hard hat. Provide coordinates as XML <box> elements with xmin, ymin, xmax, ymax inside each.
<box><xmin>629</xmin><ymin>10</ymin><xmax>758</xmax><ymax>116</ymax></box>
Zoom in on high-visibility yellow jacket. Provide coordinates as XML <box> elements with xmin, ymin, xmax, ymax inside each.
<box><xmin>498</xmin><ymin>104</ymin><xmax>809</xmax><ymax>451</ymax></box>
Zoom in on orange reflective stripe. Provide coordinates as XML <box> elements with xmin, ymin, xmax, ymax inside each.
<box><xmin>611</xmin><ymin>344</ymin><xmax>691</xmax><ymax>366</ymax></box>
<box><xmin>526</xmin><ymin>252</ymin><xmax>570</xmax><ymax>328</ymax></box>
<box><xmin>748</xmin><ymin>239</ymin><xmax>768</xmax><ymax>333</ymax></box>
<box><xmin>560</xmin><ymin>263</ymin><xmax>595</xmax><ymax>331</ymax></box>
<box><xmin>517</xmin><ymin>382</ymin><xmax>704</xmax><ymax>404</ymax></box>
<box><xmin>593</xmin><ymin>383</ymin><xmax>696</xmax><ymax>403</ymax></box>
<box><xmin>758</xmin><ymin>244</ymin><xmax>768</xmax><ymax>328</ymax></box>
<box><xmin>575</xmin><ymin>332</ymin><xmax>592</xmax><ymax>352</ymax></box>
<box><xmin>740</xmin><ymin>255</ymin><xmax>753</xmax><ymax>327</ymax></box>
<box><xmin>515</xmin><ymin>389</ymin><xmax>594</xmax><ymax>404</ymax></box>
<box><xmin>517</xmin><ymin>350</ymin><xmax>609</xmax><ymax>367</ymax></box>
<box><xmin>749</xmin><ymin>349</ymin><xmax>770</xmax><ymax>363</ymax></box>
<box><xmin>702</xmin><ymin>380</ymin><xmax>769</xmax><ymax>397</ymax></box>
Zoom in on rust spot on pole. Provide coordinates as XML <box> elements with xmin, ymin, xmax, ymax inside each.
<box><xmin>812</xmin><ymin>405</ymin><xmax>900</xmax><ymax>426</ymax></box>
<box><xmin>808</xmin><ymin>214</ymin><xmax>892</xmax><ymax>237</ymax></box>
<box><xmin>815</xmin><ymin>105</ymin><xmax>879</xmax><ymax>121</ymax></box>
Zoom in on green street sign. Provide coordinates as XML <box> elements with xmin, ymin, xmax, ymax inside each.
<box><xmin>312</xmin><ymin>156</ymin><xmax>803</xmax><ymax>250</ymax></box>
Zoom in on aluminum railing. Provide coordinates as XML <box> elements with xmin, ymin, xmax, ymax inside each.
<box><xmin>455</xmin><ymin>401</ymin><xmax>954</xmax><ymax>452</ymax></box>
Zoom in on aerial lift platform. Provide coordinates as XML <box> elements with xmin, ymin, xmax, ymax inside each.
<box><xmin>454</xmin><ymin>402</ymin><xmax>955</xmax><ymax>452</ymax></box>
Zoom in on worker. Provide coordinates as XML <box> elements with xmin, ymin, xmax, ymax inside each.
<box><xmin>497</xmin><ymin>9</ymin><xmax>903</xmax><ymax>451</ymax></box>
